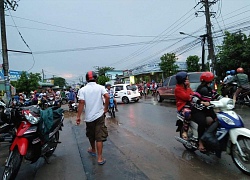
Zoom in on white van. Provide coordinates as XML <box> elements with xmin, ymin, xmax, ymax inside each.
<box><xmin>112</xmin><ymin>84</ymin><xmax>140</xmax><ymax>104</ymax></box>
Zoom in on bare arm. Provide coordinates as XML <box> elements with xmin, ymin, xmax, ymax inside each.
<box><xmin>103</xmin><ymin>93</ymin><xmax>110</xmax><ymax>113</ymax></box>
<box><xmin>76</xmin><ymin>100</ymin><xmax>85</xmax><ymax>125</ymax></box>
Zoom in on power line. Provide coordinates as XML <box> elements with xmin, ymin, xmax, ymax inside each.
<box><xmin>8</xmin><ymin>10</ymin><xmax>35</xmax><ymax>72</ymax></box>
<box><xmin>8</xmin><ymin>36</ymin><xmax>187</xmax><ymax>56</ymax></box>
<box><xmin>111</xmin><ymin>8</ymin><xmax>197</xmax><ymax>67</ymax></box>
<box><xmin>5</xmin><ymin>14</ymin><xmax>169</xmax><ymax>38</ymax></box>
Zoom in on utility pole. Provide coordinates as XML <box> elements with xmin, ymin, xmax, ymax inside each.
<box><xmin>203</xmin><ymin>0</ymin><xmax>216</xmax><ymax>73</ymax></box>
<box><xmin>1</xmin><ymin>0</ymin><xmax>10</xmax><ymax>100</ymax></box>
<box><xmin>200</xmin><ymin>34</ymin><xmax>207</xmax><ymax>71</ymax></box>
<box><xmin>42</xmin><ymin>69</ymin><xmax>45</xmax><ymax>82</ymax></box>
<box><xmin>0</xmin><ymin>0</ymin><xmax>18</xmax><ymax>101</ymax></box>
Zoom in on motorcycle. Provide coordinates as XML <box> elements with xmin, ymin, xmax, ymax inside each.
<box><xmin>108</xmin><ymin>95</ymin><xmax>115</xmax><ymax>118</ymax></box>
<box><xmin>2</xmin><ymin>104</ymin><xmax>64</xmax><ymax>180</ymax></box>
<box><xmin>0</xmin><ymin>101</ymin><xmax>14</xmax><ymax>143</ymax></box>
<box><xmin>236</xmin><ymin>88</ymin><xmax>250</xmax><ymax>106</ymax></box>
<box><xmin>175</xmin><ymin>97</ymin><xmax>250</xmax><ymax>175</ymax></box>
<box><xmin>221</xmin><ymin>82</ymin><xmax>237</xmax><ymax>99</ymax></box>
<box><xmin>68</xmin><ymin>100</ymin><xmax>78</xmax><ymax>112</ymax></box>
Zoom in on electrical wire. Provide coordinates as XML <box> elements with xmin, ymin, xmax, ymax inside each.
<box><xmin>114</xmin><ymin>14</ymin><xmax>198</xmax><ymax>68</ymax></box>
<box><xmin>109</xmin><ymin>5</ymin><xmax>198</xmax><ymax>67</ymax></box>
<box><xmin>5</xmin><ymin>14</ymin><xmax>168</xmax><ymax>38</ymax></box>
<box><xmin>8</xmin><ymin>10</ymin><xmax>35</xmax><ymax>72</ymax></box>
<box><xmin>8</xmin><ymin>36</ymin><xmax>187</xmax><ymax>56</ymax></box>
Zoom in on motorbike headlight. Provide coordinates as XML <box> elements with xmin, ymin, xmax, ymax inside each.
<box><xmin>24</xmin><ymin>112</ymin><xmax>40</xmax><ymax>124</ymax></box>
<box><xmin>221</xmin><ymin>116</ymin><xmax>235</xmax><ymax>125</ymax></box>
<box><xmin>226</xmin><ymin>99</ymin><xmax>234</xmax><ymax>110</ymax></box>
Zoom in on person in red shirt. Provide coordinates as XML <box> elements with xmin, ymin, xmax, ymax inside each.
<box><xmin>174</xmin><ymin>72</ymin><xmax>194</xmax><ymax>140</ymax></box>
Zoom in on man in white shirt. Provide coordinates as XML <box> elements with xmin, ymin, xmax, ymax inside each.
<box><xmin>76</xmin><ymin>71</ymin><xmax>109</xmax><ymax>165</ymax></box>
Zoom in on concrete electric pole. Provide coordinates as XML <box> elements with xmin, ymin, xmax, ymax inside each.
<box><xmin>203</xmin><ymin>0</ymin><xmax>216</xmax><ymax>73</ymax></box>
<box><xmin>0</xmin><ymin>0</ymin><xmax>18</xmax><ymax>101</ymax></box>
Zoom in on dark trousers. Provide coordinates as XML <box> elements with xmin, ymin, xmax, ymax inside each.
<box><xmin>191</xmin><ymin>109</ymin><xmax>216</xmax><ymax>139</ymax></box>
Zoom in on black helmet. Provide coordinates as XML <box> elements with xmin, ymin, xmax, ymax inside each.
<box><xmin>176</xmin><ymin>71</ymin><xmax>188</xmax><ymax>84</ymax></box>
<box><xmin>105</xmin><ymin>83</ymin><xmax>111</xmax><ymax>88</ymax></box>
<box><xmin>86</xmin><ymin>71</ymin><xmax>97</xmax><ymax>82</ymax></box>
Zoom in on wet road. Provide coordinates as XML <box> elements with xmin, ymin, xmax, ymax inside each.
<box><xmin>1</xmin><ymin>97</ymin><xmax>250</xmax><ymax>179</ymax></box>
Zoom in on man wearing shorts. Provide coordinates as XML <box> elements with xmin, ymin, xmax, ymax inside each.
<box><xmin>76</xmin><ymin>71</ymin><xmax>110</xmax><ymax>165</ymax></box>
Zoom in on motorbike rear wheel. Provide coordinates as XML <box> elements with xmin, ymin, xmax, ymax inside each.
<box><xmin>231</xmin><ymin>136</ymin><xmax>250</xmax><ymax>175</ymax></box>
<box><xmin>2</xmin><ymin>147</ymin><xmax>23</xmax><ymax>180</ymax></box>
<box><xmin>45</xmin><ymin>131</ymin><xmax>59</xmax><ymax>157</ymax></box>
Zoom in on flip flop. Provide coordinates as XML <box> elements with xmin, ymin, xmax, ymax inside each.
<box><xmin>87</xmin><ymin>149</ymin><xmax>96</xmax><ymax>156</ymax></box>
<box><xmin>98</xmin><ymin>159</ymin><xmax>106</xmax><ymax>165</ymax></box>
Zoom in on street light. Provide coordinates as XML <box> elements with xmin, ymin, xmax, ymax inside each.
<box><xmin>179</xmin><ymin>32</ymin><xmax>208</xmax><ymax>71</ymax></box>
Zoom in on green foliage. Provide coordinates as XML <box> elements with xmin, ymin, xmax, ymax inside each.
<box><xmin>186</xmin><ymin>55</ymin><xmax>200</xmax><ymax>72</ymax></box>
<box><xmin>159</xmin><ymin>53</ymin><xmax>179</xmax><ymax>77</ymax></box>
<box><xmin>95</xmin><ymin>66</ymin><xmax>114</xmax><ymax>76</ymax></box>
<box><xmin>54</xmin><ymin>77</ymin><xmax>66</xmax><ymax>87</ymax></box>
<box><xmin>16</xmin><ymin>72</ymin><xmax>41</xmax><ymax>93</ymax></box>
<box><xmin>97</xmin><ymin>75</ymin><xmax>110</xmax><ymax>85</ymax></box>
<box><xmin>216</xmin><ymin>31</ymin><xmax>250</xmax><ymax>76</ymax></box>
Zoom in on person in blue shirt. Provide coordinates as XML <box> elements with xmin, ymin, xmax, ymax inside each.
<box><xmin>68</xmin><ymin>88</ymin><xmax>76</xmax><ymax>111</ymax></box>
<box><xmin>106</xmin><ymin>84</ymin><xmax>118</xmax><ymax>111</ymax></box>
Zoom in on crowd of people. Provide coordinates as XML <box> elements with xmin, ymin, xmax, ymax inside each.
<box><xmin>137</xmin><ymin>81</ymin><xmax>160</xmax><ymax>96</ymax></box>
<box><xmin>12</xmin><ymin>87</ymin><xmax>80</xmax><ymax>108</ymax></box>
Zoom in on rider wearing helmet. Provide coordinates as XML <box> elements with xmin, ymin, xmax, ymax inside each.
<box><xmin>221</xmin><ymin>70</ymin><xmax>235</xmax><ymax>97</ymax></box>
<box><xmin>228</xmin><ymin>67</ymin><xmax>250</xmax><ymax>106</ymax></box>
<box><xmin>230</xmin><ymin>70</ymin><xmax>236</xmax><ymax>76</ymax></box>
<box><xmin>105</xmin><ymin>84</ymin><xmax>118</xmax><ymax>111</ymax></box>
<box><xmin>174</xmin><ymin>71</ymin><xmax>194</xmax><ymax>140</ymax></box>
<box><xmin>191</xmin><ymin>72</ymin><xmax>220</xmax><ymax>152</ymax></box>
<box><xmin>222</xmin><ymin>71</ymin><xmax>232</xmax><ymax>84</ymax></box>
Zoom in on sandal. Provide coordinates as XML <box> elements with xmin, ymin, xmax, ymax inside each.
<box><xmin>87</xmin><ymin>148</ymin><xmax>96</xmax><ymax>156</ymax></box>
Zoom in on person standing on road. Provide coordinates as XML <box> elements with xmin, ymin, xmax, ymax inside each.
<box><xmin>76</xmin><ymin>71</ymin><xmax>109</xmax><ymax>165</ymax></box>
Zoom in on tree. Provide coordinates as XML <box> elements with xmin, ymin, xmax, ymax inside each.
<box><xmin>159</xmin><ymin>53</ymin><xmax>179</xmax><ymax>77</ymax></box>
<box><xmin>54</xmin><ymin>77</ymin><xmax>66</xmax><ymax>87</ymax></box>
<box><xmin>16</xmin><ymin>72</ymin><xmax>41</xmax><ymax>94</ymax></box>
<box><xmin>216</xmin><ymin>31</ymin><xmax>250</xmax><ymax>76</ymax></box>
<box><xmin>95</xmin><ymin>66</ymin><xmax>114</xmax><ymax>76</ymax></box>
<box><xmin>97</xmin><ymin>75</ymin><xmax>109</xmax><ymax>85</ymax></box>
<box><xmin>186</xmin><ymin>55</ymin><xmax>200</xmax><ymax>72</ymax></box>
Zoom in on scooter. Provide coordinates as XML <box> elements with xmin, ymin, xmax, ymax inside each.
<box><xmin>175</xmin><ymin>97</ymin><xmax>250</xmax><ymax>175</ymax></box>
<box><xmin>108</xmin><ymin>95</ymin><xmax>115</xmax><ymax>118</ymax></box>
<box><xmin>68</xmin><ymin>100</ymin><xmax>78</xmax><ymax>112</ymax></box>
<box><xmin>237</xmin><ymin>88</ymin><xmax>250</xmax><ymax>106</ymax></box>
<box><xmin>2</xmin><ymin>105</ymin><xmax>64</xmax><ymax>180</ymax></box>
<box><xmin>0</xmin><ymin>101</ymin><xmax>14</xmax><ymax>143</ymax></box>
<box><xmin>221</xmin><ymin>82</ymin><xmax>237</xmax><ymax>99</ymax></box>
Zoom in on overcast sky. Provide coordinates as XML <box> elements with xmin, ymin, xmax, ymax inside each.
<box><xmin>3</xmin><ymin>0</ymin><xmax>250</xmax><ymax>83</ymax></box>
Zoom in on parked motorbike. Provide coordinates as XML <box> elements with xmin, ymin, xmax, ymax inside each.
<box><xmin>0</xmin><ymin>101</ymin><xmax>14</xmax><ymax>143</ymax></box>
<box><xmin>2</xmin><ymin>104</ymin><xmax>64</xmax><ymax>180</ymax></box>
<box><xmin>108</xmin><ymin>95</ymin><xmax>115</xmax><ymax>118</ymax></box>
<box><xmin>175</xmin><ymin>97</ymin><xmax>250</xmax><ymax>175</ymax></box>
